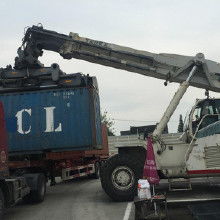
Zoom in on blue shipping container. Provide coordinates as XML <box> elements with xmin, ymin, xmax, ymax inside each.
<box><xmin>0</xmin><ymin>84</ymin><xmax>102</xmax><ymax>153</ymax></box>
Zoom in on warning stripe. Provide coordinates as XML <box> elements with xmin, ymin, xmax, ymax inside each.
<box><xmin>187</xmin><ymin>169</ymin><xmax>220</xmax><ymax>174</ymax></box>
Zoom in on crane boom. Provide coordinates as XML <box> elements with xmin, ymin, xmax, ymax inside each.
<box><xmin>14</xmin><ymin>25</ymin><xmax>220</xmax><ymax>92</ymax></box>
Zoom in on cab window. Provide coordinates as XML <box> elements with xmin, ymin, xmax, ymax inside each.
<box><xmin>192</xmin><ymin>107</ymin><xmax>201</xmax><ymax>121</ymax></box>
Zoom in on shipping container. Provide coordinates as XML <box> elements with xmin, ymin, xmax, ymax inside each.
<box><xmin>0</xmin><ymin>72</ymin><xmax>109</xmax><ymax>211</ymax></box>
<box><xmin>0</xmin><ymin>74</ymin><xmax>102</xmax><ymax>154</ymax></box>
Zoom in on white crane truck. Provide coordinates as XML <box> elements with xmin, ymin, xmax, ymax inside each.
<box><xmin>6</xmin><ymin>25</ymin><xmax>220</xmax><ymax>201</ymax></box>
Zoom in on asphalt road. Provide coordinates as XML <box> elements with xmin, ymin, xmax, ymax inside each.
<box><xmin>4</xmin><ymin>177</ymin><xmax>220</xmax><ymax>220</ymax></box>
<box><xmin>4</xmin><ymin>178</ymin><xmax>134</xmax><ymax>220</ymax></box>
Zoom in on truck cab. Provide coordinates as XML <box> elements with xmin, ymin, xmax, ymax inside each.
<box><xmin>188</xmin><ymin>98</ymin><xmax>220</xmax><ymax>137</ymax></box>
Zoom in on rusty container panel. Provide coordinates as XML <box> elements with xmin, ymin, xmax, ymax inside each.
<box><xmin>100</xmin><ymin>124</ymin><xmax>109</xmax><ymax>156</ymax></box>
<box><xmin>84</xmin><ymin>124</ymin><xmax>109</xmax><ymax>158</ymax></box>
<box><xmin>0</xmin><ymin>85</ymin><xmax>102</xmax><ymax>154</ymax></box>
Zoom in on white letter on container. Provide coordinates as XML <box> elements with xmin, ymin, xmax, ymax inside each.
<box><xmin>16</xmin><ymin>109</ymin><xmax>32</xmax><ymax>134</ymax></box>
<box><xmin>44</xmin><ymin>107</ymin><xmax>62</xmax><ymax>132</ymax></box>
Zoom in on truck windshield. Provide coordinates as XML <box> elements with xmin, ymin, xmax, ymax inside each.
<box><xmin>198</xmin><ymin>99</ymin><xmax>220</xmax><ymax>118</ymax></box>
<box><xmin>191</xmin><ymin>99</ymin><xmax>220</xmax><ymax>134</ymax></box>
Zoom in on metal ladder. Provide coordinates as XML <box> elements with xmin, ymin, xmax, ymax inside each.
<box><xmin>168</xmin><ymin>178</ymin><xmax>192</xmax><ymax>191</ymax></box>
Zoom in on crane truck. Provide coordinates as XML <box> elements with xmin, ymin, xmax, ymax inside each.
<box><xmin>2</xmin><ymin>25</ymin><xmax>220</xmax><ymax>202</ymax></box>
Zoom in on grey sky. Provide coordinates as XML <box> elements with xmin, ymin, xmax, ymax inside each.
<box><xmin>0</xmin><ymin>0</ymin><xmax>220</xmax><ymax>134</ymax></box>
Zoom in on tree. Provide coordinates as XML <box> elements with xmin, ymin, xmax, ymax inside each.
<box><xmin>177</xmin><ymin>114</ymin><xmax>184</xmax><ymax>132</ymax></box>
<box><xmin>101</xmin><ymin>110</ymin><xmax>115</xmax><ymax>136</ymax></box>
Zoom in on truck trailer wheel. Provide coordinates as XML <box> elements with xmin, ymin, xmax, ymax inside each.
<box><xmin>24</xmin><ymin>173</ymin><xmax>46</xmax><ymax>203</ymax></box>
<box><xmin>100</xmin><ymin>154</ymin><xmax>143</xmax><ymax>201</ymax></box>
<box><xmin>0</xmin><ymin>189</ymin><xmax>4</xmax><ymax>219</ymax></box>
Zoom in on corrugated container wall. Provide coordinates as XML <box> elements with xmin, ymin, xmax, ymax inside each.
<box><xmin>0</xmin><ymin>77</ymin><xmax>102</xmax><ymax>154</ymax></box>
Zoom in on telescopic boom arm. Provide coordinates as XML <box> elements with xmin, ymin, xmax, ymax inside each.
<box><xmin>14</xmin><ymin>25</ymin><xmax>220</xmax><ymax>92</ymax></box>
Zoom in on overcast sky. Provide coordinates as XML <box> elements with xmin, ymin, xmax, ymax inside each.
<box><xmin>0</xmin><ymin>0</ymin><xmax>220</xmax><ymax>134</ymax></box>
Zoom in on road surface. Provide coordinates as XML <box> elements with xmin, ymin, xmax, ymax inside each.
<box><xmin>4</xmin><ymin>177</ymin><xmax>220</xmax><ymax>220</ymax></box>
<box><xmin>4</xmin><ymin>177</ymin><xmax>134</xmax><ymax>220</ymax></box>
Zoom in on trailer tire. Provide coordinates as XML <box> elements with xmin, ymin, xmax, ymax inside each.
<box><xmin>101</xmin><ymin>153</ymin><xmax>143</xmax><ymax>201</ymax></box>
<box><xmin>0</xmin><ymin>188</ymin><xmax>4</xmax><ymax>219</ymax></box>
<box><xmin>24</xmin><ymin>173</ymin><xmax>46</xmax><ymax>203</ymax></box>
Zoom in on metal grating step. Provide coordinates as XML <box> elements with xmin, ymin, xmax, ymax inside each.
<box><xmin>168</xmin><ymin>178</ymin><xmax>192</xmax><ymax>191</ymax></box>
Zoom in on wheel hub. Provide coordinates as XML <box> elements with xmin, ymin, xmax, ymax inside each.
<box><xmin>111</xmin><ymin>166</ymin><xmax>134</xmax><ymax>191</ymax></box>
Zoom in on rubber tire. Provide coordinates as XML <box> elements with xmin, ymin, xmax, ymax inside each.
<box><xmin>100</xmin><ymin>153</ymin><xmax>143</xmax><ymax>201</ymax></box>
<box><xmin>0</xmin><ymin>188</ymin><xmax>4</xmax><ymax>219</ymax></box>
<box><xmin>24</xmin><ymin>174</ymin><xmax>46</xmax><ymax>203</ymax></box>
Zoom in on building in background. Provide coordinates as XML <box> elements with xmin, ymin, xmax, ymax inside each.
<box><xmin>120</xmin><ymin>124</ymin><xmax>168</xmax><ymax>138</ymax></box>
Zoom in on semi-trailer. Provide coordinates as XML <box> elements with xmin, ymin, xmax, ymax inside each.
<box><xmin>0</xmin><ymin>69</ymin><xmax>109</xmax><ymax>217</ymax></box>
